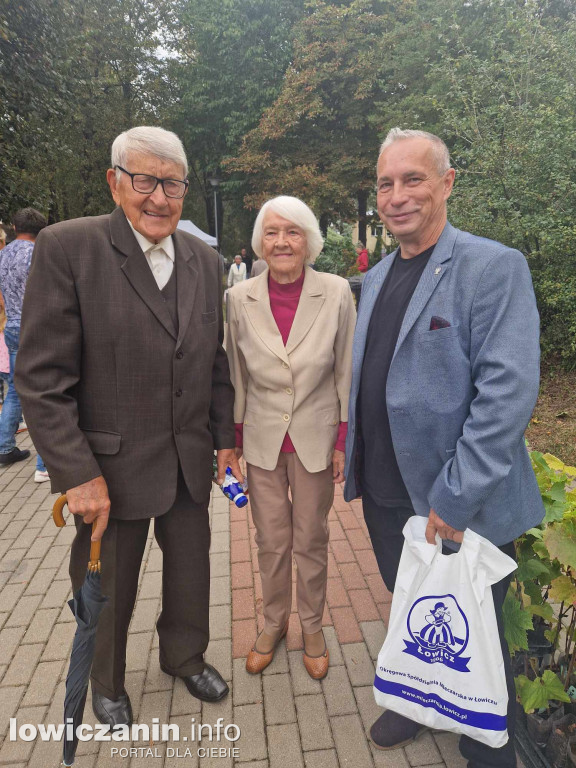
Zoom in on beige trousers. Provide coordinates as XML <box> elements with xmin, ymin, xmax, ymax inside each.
<box><xmin>247</xmin><ymin>452</ymin><xmax>334</xmax><ymax>634</ymax></box>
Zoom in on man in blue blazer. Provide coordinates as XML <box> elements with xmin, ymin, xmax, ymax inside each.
<box><xmin>344</xmin><ymin>128</ymin><xmax>544</xmax><ymax>766</ymax></box>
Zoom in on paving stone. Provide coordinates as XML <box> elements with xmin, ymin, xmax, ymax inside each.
<box><xmin>287</xmin><ymin>650</ymin><xmax>322</xmax><ymax>696</ymax></box>
<box><xmin>0</xmin><ymin>548</ymin><xmax>27</xmax><ymax>573</ymax></box>
<box><xmin>38</xmin><ymin>543</ymin><xmax>69</xmax><ymax>571</ymax></box>
<box><xmin>231</xmin><ymin>561</ymin><xmax>253</xmax><ymax>589</ymax></box>
<box><xmin>331</xmin><ymin>713</ymin><xmax>373</xmax><ymax>768</ymax></box>
<box><xmin>94</xmin><ymin>747</ymin><xmax>131</xmax><ymax>768</ymax></box>
<box><xmin>133</xmin><ymin>690</ymin><xmax>172</xmax><ymax>743</ymax></box>
<box><xmin>129</xmin><ymin>598</ymin><xmax>159</xmax><ymax>632</ymax></box>
<box><xmin>231</xmin><ymin>519</ymin><xmax>249</xmax><ymax>540</ymax></box>
<box><xmin>433</xmin><ymin>732</ymin><xmax>466</xmax><ymax>767</ymax></box>
<box><xmin>146</xmin><ymin>546</ymin><xmax>163</xmax><ymax>572</ymax></box>
<box><xmin>210</xmin><ymin>552</ymin><xmax>230</xmax><ymax>579</ymax></box>
<box><xmin>210</xmin><ymin>531</ymin><xmax>230</xmax><ymax>554</ymax></box>
<box><xmin>342</xmin><ymin>642</ymin><xmax>375</xmax><ymax>687</ymax></box>
<box><xmin>232</xmin><ymin>618</ymin><xmax>257</xmax><ymax>660</ymax></box>
<box><xmin>24</xmin><ymin>534</ymin><xmax>55</xmax><ymax>561</ymax></box>
<box><xmin>0</xmin><ymin>685</ymin><xmax>25</xmax><ymax>738</ymax></box>
<box><xmin>0</xmin><ymin>705</ymin><xmax>47</xmax><ymax>763</ymax></box>
<box><xmin>0</xmin><ymin>581</ymin><xmax>26</xmax><ymax>612</ymax></box>
<box><xmin>326</xmin><ymin>578</ymin><xmax>350</xmax><ymax>608</ymax></box>
<box><xmin>267</xmin><ymin>723</ymin><xmax>304</xmax><ymax>768</ymax></box>
<box><xmin>1</xmin><ymin>642</ymin><xmax>44</xmax><ymax>686</ymax></box>
<box><xmin>20</xmin><ymin>659</ymin><xmax>65</xmax><ymax>706</ymax></box>
<box><xmin>232</xmin><ymin>659</ymin><xmax>262</xmax><ymax>706</ymax></box>
<box><xmin>205</xmin><ymin>638</ymin><xmax>232</xmax><ymax>682</ymax></box>
<box><xmin>210</xmin><ymin>604</ymin><xmax>231</xmax><ymax>640</ymax></box>
<box><xmin>263</xmin><ymin>673</ymin><xmax>296</xmax><ymax>725</ymax></box>
<box><xmin>42</xmin><ymin>621</ymin><xmax>75</xmax><ymax>661</ymax></box>
<box><xmin>330</xmin><ymin>607</ymin><xmax>363</xmax><ymax>644</ymax></box>
<box><xmin>0</xmin><ymin>625</ymin><xmax>26</xmax><ymax>665</ymax></box>
<box><xmin>366</xmin><ymin>573</ymin><xmax>392</xmax><ymax>604</ymax></box>
<box><xmin>233</xmin><ymin>703</ymin><xmax>267</xmax><ymax>762</ymax></box>
<box><xmin>170</xmin><ymin>677</ymin><xmax>202</xmax><ymax>717</ymax></box>
<box><xmin>304</xmin><ymin>750</ymin><xmax>339</xmax><ymax>768</ymax></box>
<box><xmin>4</xmin><ymin>593</ymin><xmax>42</xmax><ymax>628</ymax></box>
<box><xmin>163</xmin><ymin>715</ymin><xmax>199</xmax><ymax>767</ymax></box>
<box><xmin>354</xmin><ymin>685</ymin><xmax>382</xmax><ymax>732</ymax></box>
<box><xmin>230</xmin><ymin>539</ymin><xmax>251</xmax><ymax>564</ymax></box>
<box><xmin>144</xmin><ymin>653</ymin><xmax>173</xmax><ymax>692</ymax></box>
<box><xmin>137</xmin><ymin>570</ymin><xmax>162</xmax><ymax>600</ymax></box>
<box><xmin>339</xmin><ymin>562</ymin><xmax>367</xmax><ymax>591</ymax></box>
<box><xmin>360</xmin><ymin>621</ymin><xmax>387</xmax><ymax>662</ymax></box>
<box><xmin>261</xmin><ymin>642</ymin><xmax>288</xmax><ymax>676</ymax></box>
<box><xmin>295</xmin><ymin>694</ymin><xmax>333</xmax><ymax>751</ymax></box>
<box><xmin>211</xmin><ymin>513</ymin><xmax>230</xmax><ymax>534</ymax></box>
<box><xmin>0</xmin><ymin>520</ymin><xmax>27</xmax><ymax>540</ymax></box>
<box><xmin>349</xmin><ymin>589</ymin><xmax>380</xmax><ymax>622</ymax></box>
<box><xmin>323</xmin><ymin>626</ymin><xmax>344</xmax><ymax>667</ymax></box>
<box><xmin>405</xmin><ymin>731</ymin><xmax>442</xmax><ymax>766</ymax></box>
<box><xmin>371</xmin><ymin>744</ymin><xmax>410</xmax><ymax>768</ymax></box>
<box><xmin>126</xmin><ymin>631</ymin><xmax>154</xmax><ymax>672</ymax></box>
<box><xmin>330</xmin><ymin>539</ymin><xmax>356</xmax><ymax>564</ymax></box>
<box><xmin>211</xmin><ymin>576</ymin><xmax>232</xmax><ymax>606</ymax></box>
<box><xmin>32</xmin><ymin>571</ymin><xmax>67</xmax><ymax>605</ymax></box>
<box><xmin>236</xmin><ymin>762</ymin><xmax>268</xmax><ymax>768</ymax></box>
<box><xmin>322</xmin><ymin>666</ymin><xmax>357</xmax><ymax>717</ymax></box>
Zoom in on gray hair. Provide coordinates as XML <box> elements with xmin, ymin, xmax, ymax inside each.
<box><xmin>379</xmin><ymin>128</ymin><xmax>451</xmax><ymax>174</ymax></box>
<box><xmin>251</xmin><ymin>196</ymin><xmax>324</xmax><ymax>264</ymax></box>
<box><xmin>111</xmin><ymin>126</ymin><xmax>188</xmax><ymax>181</ymax></box>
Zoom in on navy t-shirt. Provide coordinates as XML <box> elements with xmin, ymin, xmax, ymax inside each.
<box><xmin>359</xmin><ymin>245</ymin><xmax>435</xmax><ymax>506</ymax></box>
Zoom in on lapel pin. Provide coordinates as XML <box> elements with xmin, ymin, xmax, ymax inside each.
<box><xmin>434</xmin><ymin>267</ymin><xmax>442</xmax><ymax>275</ymax></box>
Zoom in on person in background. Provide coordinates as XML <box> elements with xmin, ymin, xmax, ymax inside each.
<box><xmin>226</xmin><ymin>196</ymin><xmax>356</xmax><ymax>680</ymax></box>
<box><xmin>344</xmin><ymin>128</ymin><xmax>543</xmax><ymax>766</ymax></box>
<box><xmin>227</xmin><ymin>254</ymin><xmax>247</xmax><ymax>287</ymax></box>
<box><xmin>355</xmin><ymin>242</ymin><xmax>369</xmax><ymax>273</ymax></box>
<box><xmin>0</xmin><ymin>208</ymin><xmax>49</xmax><ymax>480</ymax></box>
<box><xmin>0</xmin><ymin>229</ymin><xmax>8</xmax><ymax>406</ymax></box>
<box><xmin>240</xmin><ymin>246</ymin><xmax>252</xmax><ymax>276</ymax></box>
<box><xmin>249</xmin><ymin>254</ymin><xmax>267</xmax><ymax>278</ymax></box>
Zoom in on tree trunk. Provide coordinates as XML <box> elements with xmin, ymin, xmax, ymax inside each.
<box><xmin>357</xmin><ymin>189</ymin><xmax>368</xmax><ymax>246</ymax></box>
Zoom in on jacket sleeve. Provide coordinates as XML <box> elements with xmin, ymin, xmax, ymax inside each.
<box><xmin>333</xmin><ymin>281</ymin><xmax>357</xmax><ymax>422</ymax></box>
<box><xmin>208</xmin><ymin>256</ymin><xmax>236</xmax><ymax>450</ymax></box>
<box><xmin>14</xmin><ymin>227</ymin><xmax>103</xmax><ymax>492</ymax></box>
<box><xmin>428</xmin><ymin>248</ymin><xmax>540</xmax><ymax>530</ymax></box>
<box><xmin>225</xmin><ymin>290</ymin><xmax>249</xmax><ymax>424</ymax></box>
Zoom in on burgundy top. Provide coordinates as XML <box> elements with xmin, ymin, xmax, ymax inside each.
<box><xmin>235</xmin><ymin>270</ymin><xmax>347</xmax><ymax>454</ymax></box>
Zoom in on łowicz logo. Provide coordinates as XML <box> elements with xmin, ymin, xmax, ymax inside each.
<box><xmin>403</xmin><ymin>594</ymin><xmax>470</xmax><ymax>672</ymax></box>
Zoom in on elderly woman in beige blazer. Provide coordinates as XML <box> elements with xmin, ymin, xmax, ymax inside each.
<box><xmin>226</xmin><ymin>196</ymin><xmax>356</xmax><ymax>679</ymax></box>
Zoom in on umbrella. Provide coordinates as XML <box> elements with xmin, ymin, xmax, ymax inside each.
<box><xmin>52</xmin><ymin>495</ymin><xmax>108</xmax><ymax>767</ymax></box>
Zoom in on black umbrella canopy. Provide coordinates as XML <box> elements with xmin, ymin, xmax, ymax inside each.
<box><xmin>53</xmin><ymin>496</ymin><xmax>108</xmax><ymax>767</ymax></box>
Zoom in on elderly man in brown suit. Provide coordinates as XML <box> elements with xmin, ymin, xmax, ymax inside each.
<box><xmin>15</xmin><ymin>126</ymin><xmax>242</xmax><ymax>727</ymax></box>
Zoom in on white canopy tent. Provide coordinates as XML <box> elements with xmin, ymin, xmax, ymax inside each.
<box><xmin>177</xmin><ymin>219</ymin><xmax>218</xmax><ymax>247</ymax></box>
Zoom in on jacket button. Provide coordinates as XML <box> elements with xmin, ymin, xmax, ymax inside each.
<box><xmin>283</xmin><ymin>414</ymin><xmax>290</xmax><ymax>422</ymax></box>
<box><xmin>176</xmin><ymin>350</ymin><xmax>184</xmax><ymax>359</ymax></box>
<box><xmin>175</xmin><ymin>389</ymin><xmax>183</xmax><ymax>397</ymax></box>
<box><xmin>285</xmin><ymin>387</ymin><xmax>293</xmax><ymax>395</ymax></box>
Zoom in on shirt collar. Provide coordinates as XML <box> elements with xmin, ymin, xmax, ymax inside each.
<box><xmin>126</xmin><ymin>218</ymin><xmax>175</xmax><ymax>262</ymax></box>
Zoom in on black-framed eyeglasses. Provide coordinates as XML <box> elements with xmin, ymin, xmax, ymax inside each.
<box><xmin>115</xmin><ymin>166</ymin><xmax>189</xmax><ymax>199</ymax></box>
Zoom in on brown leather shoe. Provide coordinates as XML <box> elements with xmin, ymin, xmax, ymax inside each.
<box><xmin>245</xmin><ymin>623</ymin><xmax>288</xmax><ymax>674</ymax></box>
<box><xmin>303</xmin><ymin>636</ymin><xmax>329</xmax><ymax>680</ymax></box>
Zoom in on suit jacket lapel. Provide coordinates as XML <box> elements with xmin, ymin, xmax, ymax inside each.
<box><xmin>285</xmin><ymin>267</ymin><xmax>325</xmax><ymax>355</ymax></box>
<box><xmin>173</xmin><ymin>230</ymin><xmax>199</xmax><ymax>348</ymax></box>
<box><xmin>392</xmin><ymin>221</ymin><xmax>458</xmax><ymax>359</ymax></box>
<box><xmin>243</xmin><ymin>272</ymin><xmax>289</xmax><ymax>365</ymax></box>
<box><xmin>111</xmin><ymin>208</ymin><xmax>177</xmax><ymax>340</ymax></box>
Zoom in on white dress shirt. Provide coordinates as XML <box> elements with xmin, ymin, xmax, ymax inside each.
<box><xmin>128</xmin><ymin>220</ymin><xmax>175</xmax><ymax>290</ymax></box>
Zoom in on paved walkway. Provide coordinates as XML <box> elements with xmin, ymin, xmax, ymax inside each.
<box><xmin>0</xmin><ymin>430</ymin><xmax>517</xmax><ymax>767</ymax></box>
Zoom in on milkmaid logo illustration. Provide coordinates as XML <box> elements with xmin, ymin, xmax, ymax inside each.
<box><xmin>403</xmin><ymin>594</ymin><xmax>470</xmax><ymax>672</ymax></box>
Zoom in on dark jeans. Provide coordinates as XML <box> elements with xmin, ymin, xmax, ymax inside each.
<box><xmin>362</xmin><ymin>492</ymin><xmax>517</xmax><ymax>768</ymax></box>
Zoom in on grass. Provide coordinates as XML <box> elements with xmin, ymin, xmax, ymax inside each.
<box><xmin>526</xmin><ymin>363</ymin><xmax>576</xmax><ymax>466</ymax></box>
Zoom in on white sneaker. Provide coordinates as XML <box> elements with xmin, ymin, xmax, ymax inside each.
<box><xmin>34</xmin><ymin>470</ymin><xmax>50</xmax><ymax>483</ymax></box>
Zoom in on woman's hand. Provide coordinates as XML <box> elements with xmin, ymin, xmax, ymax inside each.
<box><xmin>332</xmin><ymin>449</ymin><xmax>345</xmax><ymax>484</ymax></box>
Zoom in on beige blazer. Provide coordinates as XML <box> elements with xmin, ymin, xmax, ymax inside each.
<box><xmin>226</xmin><ymin>266</ymin><xmax>356</xmax><ymax>473</ymax></box>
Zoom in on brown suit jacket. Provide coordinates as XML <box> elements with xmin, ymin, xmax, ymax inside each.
<box><xmin>15</xmin><ymin>207</ymin><xmax>235</xmax><ymax>519</ymax></box>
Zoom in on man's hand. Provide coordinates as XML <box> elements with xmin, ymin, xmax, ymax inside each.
<box><xmin>66</xmin><ymin>476</ymin><xmax>111</xmax><ymax>542</ymax></box>
<box><xmin>216</xmin><ymin>448</ymin><xmax>244</xmax><ymax>485</ymax></box>
<box><xmin>425</xmin><ymin>508</ymin><xmax>464</xmax><ymax>545</ymax></box>
<box><xmin>332</xmin><ymin>449</ymin><xmax>345</xmax><ymax>484</ymax></box>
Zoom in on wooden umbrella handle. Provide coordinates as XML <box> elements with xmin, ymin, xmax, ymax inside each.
<box><xmin>52</xmin><ymin>494</ymin><xmax>101</xmax><ymax>570</ymax></box>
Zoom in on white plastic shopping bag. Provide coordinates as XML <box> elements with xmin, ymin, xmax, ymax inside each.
<box><xmin>373</xmin><ymin>516</ymin><xmax>517</xmax><ymax>748</ymax></box>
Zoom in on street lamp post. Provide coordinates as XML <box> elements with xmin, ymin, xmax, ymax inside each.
<box><xmin>208</xmin><ymin>175</ymin><xmax>221</xmax><ymax>252</ymax></box>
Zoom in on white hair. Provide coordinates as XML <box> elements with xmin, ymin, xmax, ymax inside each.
<box><xmin>111</xmin><ymin>126</ymin><xmax>188</xmax><ymax>181</ymax></box>
<box><xmin>251</xmin><ymin>196</ymin><xmax>324</xmax><ymax>264</ymax></box>
<box><xmin>379</xmin><ymin>128</ymin><xmax>451</xmax><ymax>174</ymax></box>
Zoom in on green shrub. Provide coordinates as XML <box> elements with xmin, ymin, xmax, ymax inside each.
<box><xmin>315</xmin><ymin>227</ymin><xmax>356</xmax><ymax>277</ymax></box>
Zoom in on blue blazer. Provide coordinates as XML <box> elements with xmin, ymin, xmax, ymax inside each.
<box><xmin>344</xmin><ymin>222</ymin><xmax>544</xmax><ymax>545</ymax></box>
